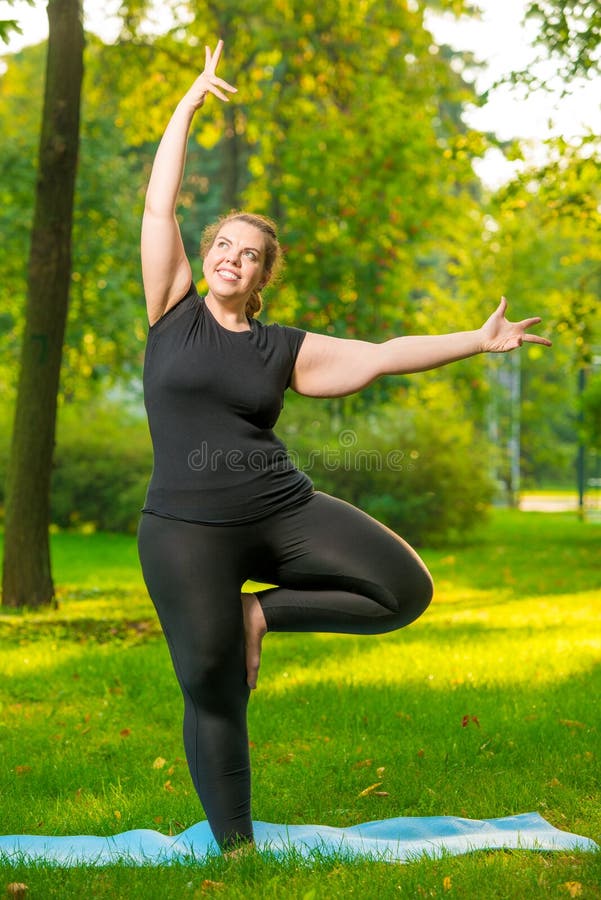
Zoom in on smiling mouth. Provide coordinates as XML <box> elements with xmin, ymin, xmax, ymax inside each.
<box><xmin>217</xmin><ymin>269</ymin><xmax>240</xmax><ymax>281</ymax></box>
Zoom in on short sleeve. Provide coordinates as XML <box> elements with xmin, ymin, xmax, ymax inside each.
<box><xmin>278</xmin><ymin>324</ymin><xmax>307</xmax><ymax>388</ymax></box>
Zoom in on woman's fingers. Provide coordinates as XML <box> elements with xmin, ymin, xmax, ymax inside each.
<box><xmin>522</xmin><ymin>333</ymin><xmax>553</xmax><ymax>346</ymax></box>
<box><xmin>208</xmin><ymin>39</ymin><xmax>224</xmax><ymax>71</ymax></box>
<box><xmin>206</xmin><ymin>81</ymin><xmax>236</xmax><ymax>102</ymax></box>
<box><xmin>201</xmin><ymin>41</ymin><xmax>236</xmax><ymax>101</ymax></box>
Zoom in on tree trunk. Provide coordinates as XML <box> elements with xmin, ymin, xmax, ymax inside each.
<box><xmin>221</xmin><ymin>104</ymin><xmax>240</xmax><ymax>210</ymax></box>
<box><xmin>2</xmin><ymin>0</ymin><xmax>84</xmax><ymax>607</ymax></box>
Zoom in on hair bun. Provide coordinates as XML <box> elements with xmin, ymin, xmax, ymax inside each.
<box><xmin>245</xmin><ymin>289</ymin><xmax>262</xmax><ymax>318</ymax></box>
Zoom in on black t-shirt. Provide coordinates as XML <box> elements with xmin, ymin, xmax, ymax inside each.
<box><xmin>141</xmin><ymin>283</ymin><xmax>314</xmax><ymax>524</ymax></box>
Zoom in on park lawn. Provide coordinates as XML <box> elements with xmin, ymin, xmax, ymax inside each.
<box><xmin>0</xmin><ymin>510</ymin><xmax>599</xmax><ymax>898</ymax></box>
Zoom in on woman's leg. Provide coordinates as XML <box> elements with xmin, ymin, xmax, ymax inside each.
<box><xmin>137</xmin><ymin>513</ymin><xmax>253</xmax><ymax>850</ymax></box>
<box><xmin>255</xmin><ymin>492</ymin><xmax>433</xmax><ymax>634</ymax></box>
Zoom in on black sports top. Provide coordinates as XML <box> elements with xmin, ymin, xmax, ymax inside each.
<box><xmin>141</xmin><ymin>282</ymin><xmax>314</xmax><ymax>524</ymax></box>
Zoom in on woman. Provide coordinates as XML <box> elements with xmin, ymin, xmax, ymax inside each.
<box><xmin>137</xmin><ymin>41</ymin><xmax>551</xmax><ymax>853</ymax></box>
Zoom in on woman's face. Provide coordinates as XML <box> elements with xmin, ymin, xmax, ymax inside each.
<box><xmin>203</xmin><ymin>220</ymin><xmax>267</xmax><ymax>300</ymax></box>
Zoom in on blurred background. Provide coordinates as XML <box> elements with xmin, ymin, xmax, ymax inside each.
<box><xmin>0</xmin><ymin>0</ymin><xmax>599</xmax><ymax>565</ymax></box>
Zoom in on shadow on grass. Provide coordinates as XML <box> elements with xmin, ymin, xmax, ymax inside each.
<box><xmin>0</xmin><ymin>614</ymin><xmax>161</xmax><ymax>644</ymax></box>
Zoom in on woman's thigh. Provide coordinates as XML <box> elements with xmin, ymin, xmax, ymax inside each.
<box><xmin>258</xmin><ymin>492</ymin><xmax>433</xmax><ymax>626</ymax></box>
<box><xmin>137</xmin><ymin>513</ymin><xmax>249</xmax><ymax>693</ymax></box>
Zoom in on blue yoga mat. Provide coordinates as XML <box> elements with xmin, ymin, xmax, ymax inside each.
<box><xmin>0</xmin><ymin>813</ymin><xmax>597</xmax><ymax>865</ymax></box>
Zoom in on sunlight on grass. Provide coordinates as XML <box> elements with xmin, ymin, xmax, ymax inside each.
<box><xmin>260</xmin><ymin>589</ymin><xmax>601</xmax><ymax>693</ymax></box>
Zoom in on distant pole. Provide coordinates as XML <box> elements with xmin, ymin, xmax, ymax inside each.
<box><xmin>577</xmin><ymin>366</ymin><xmax>586</xmax><ymax>520</ymax></box>
<box><xmin>509</xmin><ymin>351</ymin><xmax>521</xmax><ymax>507</ymax></box>
<box><xmin>487</xmin><ymin>358</ymin><xmax>500</xmax><ymax>499</ymax></box>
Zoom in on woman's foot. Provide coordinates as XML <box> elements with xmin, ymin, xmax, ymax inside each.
<box><xmin>241</xmin><ymin>592</ymin><xmax>267</xmax><ymax>690</ymax></box>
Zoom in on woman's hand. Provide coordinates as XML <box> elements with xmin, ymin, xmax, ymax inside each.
<box><xmin>478</xmin><ymin>297</ymin><xmax>552</xmax><ymax>353</ymax></box>
<box><xmin>183</xmin><ymin>39</ymin><xmax>237</xmax><ymax>109</ymax></box>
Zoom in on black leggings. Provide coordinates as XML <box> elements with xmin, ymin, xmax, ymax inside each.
<box><xmin>137</xmin><ymin>491</ymin><xmax>433</xmax><ymax>850</ymax></box>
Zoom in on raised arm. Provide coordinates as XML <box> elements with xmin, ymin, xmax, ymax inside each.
<box><xmin>141</xmin><ymin>41</ymin><xmax>236</xmax><ymax>326</ymax></box>
<box><xmin>290</xmin><ymin>297</ymin><xmax>552</xmax><ymax>398</ymax></box>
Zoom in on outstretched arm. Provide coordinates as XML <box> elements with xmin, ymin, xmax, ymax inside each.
<box><xmin>290</xmin><ymin>297</ymin><xmax>552</xmax><ymax>398</ymax></box>
<box><xmin>141</xmin><ymin>41</ymin><xmax>236</xmax><ymax>326</ymax></box>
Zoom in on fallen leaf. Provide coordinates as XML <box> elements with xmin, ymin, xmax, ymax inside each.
<box><xmin>560</xmin><ymin>720</ymin><xmax>586</xmax><ymax>730</ymax></box>
<box><xmin>164</xmin><ymin>780</ymin><xmax>175</xmax><ymax>793</ymax></box>
<box><xmin>548</xmin><ymin>777</ymin><xmax>561</xmax><ymax>787</ymax></box>
<box><xmin>373</xmin><ymin>791</ymin><xmax>389</xmax><ymax>797</ymax></box>
<box><xmin>443</xmin><ymin>875</ymin><xmax>452</xmax><ymax>891</ymax></box>
<box><xmin>353</xmin><ymin>759</ymin><xmax>373</xmax><ymax>769</ymax></box>
<box><xmin>376</xmin><ymin>767</ymin><xmax>385</xmax><ymax>777</ymax></box>
<box><xmin>358</xmin><ymin>782</ymin><xmax>383</xmax><ymax>797</ymax></box>
<box><xmin>14</xmin><ymin>766</ymin><xmax>31</xmax><ymax>776</ymax></box>
<box><xmin>6</xmin><ymin>885</ymin><xmax>28</xmax><ymax>898</ymax></box>
<box><xmin>563</xmin><ymin>882</ymin><xmax>583</xmax><ymax>897</ymax></box>
<box><xmin>114</xmin><ymin>810</ymin><xmax>121</xmax><ymax>821</ymax></box>
<box><xmin>120</xmin><ymin>728</ymin><xmax>131</xmax><ymax>738</ymax></box>
<box><xmin>461</xmin><ymin>715</ymin><xmax>480</xmax><ymax>728</ymax></box>
<box><xmin>201</xmin><ymin>879</ymin><xmax>225</xmax><ymax>892</ymax></box>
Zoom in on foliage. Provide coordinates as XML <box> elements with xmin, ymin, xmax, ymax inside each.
<box><xmin>0</xmin><ymin>0</ymin><xmax>595</xmax><ymax>517</ymax></box>
<box><xmin>0</xmin><ymin>37</ymin><xmax>147</xmax><ymax>402</ymax></box>
<box><xmin>109</xmin><ymin>0</ymin><xmax>490</xmax><ymax>355</ymax></box>
<box><xmin>581</xmin><ymin>372</ymin><xmax>601</xmax><ymax>450</ymax></box>
<box><xmin>280</xmin><ymin>380</ymin><xmax>494</xmax><ymax>546</ymax></box>
<box><xmin>0</xmin><ymin>399</ymin><xmax>152</xmax><ymax>535</ymax></box>
<box><xmin>524</xmin><ymin>0</ymin><xmax>601</xmax><ymax>81</ymax></box>
<box><xmin>0</xmin><ymin>0</ymin><xmax>33</xmax><ymax>44</ymax></box>
<box><xmin>481</xmin><ymin>136</ymin><xmax>601</xmax><ymax>486</ymax></box>
<box><xmin>0</xmin><ymin>2</ymin><xmax>491</xmax><ymax>407</ymax></box>
<box><xmin>48</xmin><ymin>400</ymin><xmax>152</xmax><ymax>534</ymax></box>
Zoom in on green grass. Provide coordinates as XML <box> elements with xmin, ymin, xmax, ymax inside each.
<box><xmin>0</xmin><ymin>510</ymin><xmax>600</xmax><ymax>898</ymax></box>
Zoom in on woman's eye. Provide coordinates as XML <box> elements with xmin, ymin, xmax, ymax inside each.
<box><xmin>244</xmin><ymin>251</ymin><xmax>257</xmax><ymax>261</ymax></box>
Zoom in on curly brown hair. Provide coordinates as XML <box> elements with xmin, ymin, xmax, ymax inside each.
<box><xmin>199</xmin><ymin>211</ymin><xmax>284</xmax><ymax>318</ymax></box>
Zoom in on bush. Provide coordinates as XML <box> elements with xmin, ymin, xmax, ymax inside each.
<box><xmin>279</xmin><ymin>385</ymin><xmax>494</xmax><ymax>546</ymax></box>
<box><xmin>582</xmin><ymin>373</ymin><xmax>601</xmax><ymax>451</ymax></box>
<box><xmin>50</xmin><ymin>400</ymin><xmax>152</xmax><ymax>534</ymax></box>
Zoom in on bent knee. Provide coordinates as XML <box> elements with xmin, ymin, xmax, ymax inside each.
<box><xmin>390</xmin><ymin>562</ymin><xmax>433</xmax><ymax>627</ymax></box>
<box><xmin>415</xmin><ymin>565</ymin><xmax>434</xmax><ymax>617</ymax></box>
